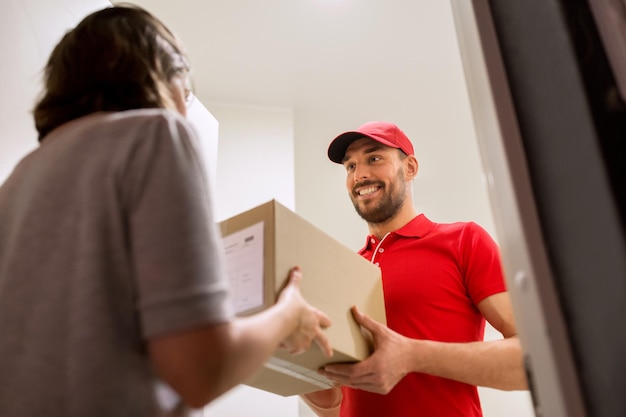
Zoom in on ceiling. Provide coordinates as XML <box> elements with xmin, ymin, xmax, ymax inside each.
<box><xmin>120</xmin><ymin>1</ymin><xmax>461</xmax><ymax>110</ymax></box>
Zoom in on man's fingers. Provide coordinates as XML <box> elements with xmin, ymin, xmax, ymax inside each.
<box><xmin>321</xmin><ymin>362</ymin><xmax>360</xmax><ymax>377</ymax></box>
<box><xmin>351</xmin><ymin>306</ymin><xmax>379</xmax><ymax>331</ymax></box>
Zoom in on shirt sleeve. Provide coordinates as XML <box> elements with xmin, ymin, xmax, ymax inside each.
<box><xmin>121</xmin><ymin>112</ymin><xmax>234</xmax><ymax>339</ymax></box>
<box><xmin>459</xmin><ymin>222</ymin><xmax>507</xmax><ymax>305</ymax></box>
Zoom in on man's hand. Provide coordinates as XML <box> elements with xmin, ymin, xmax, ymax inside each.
<box><xmin>318</xmin><ymin>306</ymin><xmax>413</xmax><ymax>394</ymax></box>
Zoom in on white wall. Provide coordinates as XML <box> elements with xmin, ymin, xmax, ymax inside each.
<box><xmin>208</xmin><ymin>103</ymin><xmax>296</xmax><ymax>220</ymax></box>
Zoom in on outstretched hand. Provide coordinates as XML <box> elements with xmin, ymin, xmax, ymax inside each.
<box><xmin>318</xmin><ymin>306</ymin><xmax>412</xmax><ymax>394</ymax></box>
<box><xmin>278</xmin><ymin>267</ymin><xmax>333</xmax><ymax>357</ymax></box>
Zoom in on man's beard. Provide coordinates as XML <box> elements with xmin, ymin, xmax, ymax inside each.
<box><xmin>350</xmin><ymin>169</ymin><xmax>407</xmax><ymax>224</ymax></box>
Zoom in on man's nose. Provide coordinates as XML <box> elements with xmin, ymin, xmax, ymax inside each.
<box><xmin>353</xmin><ymin>166</ymin><xmax>369</xmax><ymax>183</ymax></box>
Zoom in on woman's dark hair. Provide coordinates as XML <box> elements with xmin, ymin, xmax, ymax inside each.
<box><xmin>33</xmin><ymin>4</ymin><xmax>189</xmax><ymax>141</ymax></box>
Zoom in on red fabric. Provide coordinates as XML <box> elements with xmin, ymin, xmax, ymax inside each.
<box><xmin>340</xmin><ymin>215</ymin><xmax>507</xmax><ymax>417</ymax></box>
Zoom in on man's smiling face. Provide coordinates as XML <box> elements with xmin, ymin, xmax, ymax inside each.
<box><xmin>343</xmin><ymin>137</ymin><xmax>409</xmax><ymax>224</ymax></box>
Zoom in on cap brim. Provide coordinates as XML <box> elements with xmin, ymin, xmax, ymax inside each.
<box><xmin>327</xmin><ymin>131</ymin><xmax>367</xmax><ymax>163</ymax></box>
<box><xmin>327</xmin><ymin>131</ymin><xmax>403</xmax><ymax>163</ymax></box>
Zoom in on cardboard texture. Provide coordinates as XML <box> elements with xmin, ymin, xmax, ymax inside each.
<box><xmin>219</xmin><ymin>200</ymin><xmax>386</xmax><ymax>396</ymax></box>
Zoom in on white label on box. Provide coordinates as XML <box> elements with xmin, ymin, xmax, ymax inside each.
<box><xmin>223</xmin><ymin>221</ymin><xmax>265</xmax><ymax>314</ymax></box>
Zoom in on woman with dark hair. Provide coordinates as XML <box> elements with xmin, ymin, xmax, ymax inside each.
<box><xmin>34</xmin><ymin>4</ymin><xmax>192</xmax><ymax>139</ymax></box>
<box><xmin>0</xmin><ymin>5</ymin><xmax>332</xmax><ymax>417</ymax></box>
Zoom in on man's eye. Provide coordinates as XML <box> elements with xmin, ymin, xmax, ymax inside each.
<box><xmin>345</xmin><ymin>163</ymin><xmax>355</xmax><ymax>171</ymax></box>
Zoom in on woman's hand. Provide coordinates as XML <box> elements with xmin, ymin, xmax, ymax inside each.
<box><xmin>277</xmin><ymin>266</ymin><xmax>333</xmax><ymax>357</ymax></box>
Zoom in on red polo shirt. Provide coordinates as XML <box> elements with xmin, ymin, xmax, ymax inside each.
<box><xmin>340</xmin><ymin>214</ymin><xmax>507</xmax><ymax>417</ymax></box>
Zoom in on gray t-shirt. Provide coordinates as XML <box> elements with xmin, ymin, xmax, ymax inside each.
<box><xmin>0</xmin><ymin>109</ymin><xmax>234</xmax><ymax>416</ymax></box>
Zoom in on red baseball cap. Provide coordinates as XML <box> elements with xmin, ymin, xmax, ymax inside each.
<box><xmin>327</xmin><ymin>121</ymin><xmax>414</xmax><ymax>164</ymax></box>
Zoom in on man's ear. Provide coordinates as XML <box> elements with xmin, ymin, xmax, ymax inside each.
<box><xmin>405</xmin><ymin>155</ymin><xmax>419</xmax><ymax>180</ymax></box>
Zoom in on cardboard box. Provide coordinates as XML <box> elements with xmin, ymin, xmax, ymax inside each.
<box><xmin>219</xmin><ymin>199</ymin><xmax>386</xmax><ymax>396</ymax></box>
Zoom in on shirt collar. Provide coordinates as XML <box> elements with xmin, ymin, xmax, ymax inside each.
<box><xmin>359</xmin><ymin>214</ymin><xmax>436</xmax><ymax>253</ymax></box>
<box><xmin>394</xmin><ymin>214</ymin><xmax>435</xmax><ymax>238</ymax></box>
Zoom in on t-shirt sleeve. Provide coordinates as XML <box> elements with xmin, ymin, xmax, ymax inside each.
<box><xmin>121</xmin><ymin>112</ymin><xmax>233</xmax><ymax>339</ymax></box>
<box><xmin>459</xmin><ymin>222</ymin><xmax>507</xmax><ymax>305</ymax></box>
